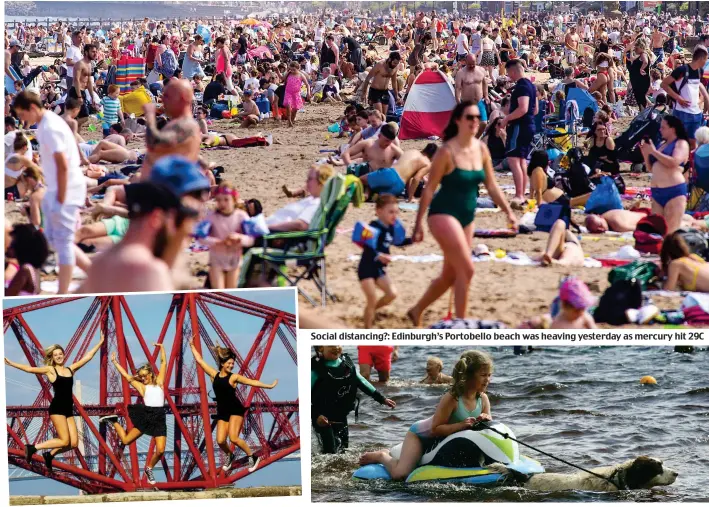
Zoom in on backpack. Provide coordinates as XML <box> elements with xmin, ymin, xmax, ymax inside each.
<box><xmin>607</xmin><ymin>260</ymin><xmax>660</xmax><ymax>291</ymax></box>
<box><xmin>633</xmin><ymin>214</ymin><xmax>668</xmax><ymax>254</ymax></box>
<box><xmin>593</xmin><ymin>279</ymin><xmax>643</xmax><ymax>325</ymax></box>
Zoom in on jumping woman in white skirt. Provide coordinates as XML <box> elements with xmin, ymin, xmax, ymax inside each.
<box><xmin>99</xmin><ymin>343</ymin><xmax>167</xmax><ymax>486</ymax></box>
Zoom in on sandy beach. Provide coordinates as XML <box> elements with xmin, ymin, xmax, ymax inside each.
<box><xmin>7</xmin><ymin>61</ymin><xmax>683</xmax><ymax>328</ymax></box>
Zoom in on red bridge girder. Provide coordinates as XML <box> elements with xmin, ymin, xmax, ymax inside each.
<box><xmin>4</xmin><ymin>293</ymin><xmax>299</xmax><ymax>493</ymax></box>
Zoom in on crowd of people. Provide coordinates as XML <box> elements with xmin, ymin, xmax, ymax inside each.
<box><xmin>5</xmin><ymin>4</ymin><xmax>709</xmax><ymax>328</ymax></box>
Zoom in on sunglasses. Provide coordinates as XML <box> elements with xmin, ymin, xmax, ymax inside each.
<box><xmin>464</xmin><ymin>114</ymin><xmax>481</xmax><ymax>121</ymax></box>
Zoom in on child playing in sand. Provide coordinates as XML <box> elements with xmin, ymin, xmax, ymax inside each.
<box><xmin>358</xmin><ymin>195</ymin><xmax>412</xmax><ymax>328</ymax></box>
<box><xmin>551</xmin><ymin>278</ymin><xmax>597</xmax><ymax>329</ymax></box>
<box><xmin>359</xmin><ymin>350</ymin><xmax>492</xmax><ymax>480</ymax></box>
<box><xmin>200</xmin><ymin>182</ymin><xmax>254</xmax><ymax>289</ymax></box>
<box><xmin>421</xmin><ymin>357</ymin><xmax>452</xmax><ymax>385</ymax></box>
<box><xmin>312</xmin><ymin>345</ymin><xmax>395</xmax><ymax>454</ymax></box>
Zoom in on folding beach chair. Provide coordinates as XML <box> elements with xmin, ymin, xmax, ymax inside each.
<box><xmin>238</xmin><ymin>174</ymin><xmax>363</xmax><ymax>306</ymax></box>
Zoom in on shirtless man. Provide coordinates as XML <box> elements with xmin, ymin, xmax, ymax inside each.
<box><xmin>651</xmin><ymin>25</ymin><xmax>670</xmax><ymax>64</ymax></box>
<box><xmin>141</xmin><ymin>79</ymin><xmax>201</xmax><ymax>180</ymax></box>
<box><xmin>344</xmin><ymin>123</ymin><xmax>405</xmax><ymax>196</ymax></box>
<box><xmin>565</xmin><ymin>25</ymin><xmax>580</xmax><ymax>64</ymax></box>
<box><xmin>78</xmin><ymin>156</ymin><xmax>209</xmax><ymax>293</ymax></box>
<box><xmin>362</xmin><ymin>51</ymin><xmax>402</xmax><ymax>117</ymax></box>
<box><xmin>71</xmin><ymin>43</ymin><xmax>98</xmax><ymax>129</ymax></box>
<box><xmin>397</xmin><ymin>143</ymin><xmax>438</xmax><ymax>201</ymax></box>
<box><xmin>585</xmin><ymin>208</ymin><xmax>707</xmax><ymax>233</ymax></box>
<box><xmin>455</xmin><ymin>54</ymin><xmax>489</xmax><ymax>136</ymax></box>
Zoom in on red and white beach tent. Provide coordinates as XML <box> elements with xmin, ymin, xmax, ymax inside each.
<box><xmin>399</xmin><ymin>70</ymin><xmax>456</xmax><ymax>141</ymax></box>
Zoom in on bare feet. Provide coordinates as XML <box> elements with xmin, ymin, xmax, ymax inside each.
<box><xmin>406</xmin><ymin>307</ymin><xmax>421</xmax><ymax>328</ymax></box>
<box><xmin>540</xmin><ymin>253</ymin><xmax>554</xmax><ymax>266</ymax></box>
<box><xmin>282</xmin><ymin>184</ymin><xmax>294</xmax><ymax>198</ymax></box>
<box><xmin>359</xmin><ymin>450</ymin><xmax>388</xmax><ymax>466</ymax></box>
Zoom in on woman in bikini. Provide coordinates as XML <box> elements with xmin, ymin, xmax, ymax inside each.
<box><xmin>640</xmin><ymin>115</ymin><xmax>690</xmax><ymax>234</ymax></box>
<box><xmin>5</xmin><ymin>337</ymin><xmax>104</xmax><ymax>472</ymax></box>
<box><xmin>189</xmin><ymin>338</ymin><xmax>278</xmax><ymax>473</ymax></box>
<box><xmin>88</xmin><ymin>139</ymin><xmax>144</xmax><ymax>165</ymax></box>
<box><xmin>661</xmin><ymin>231</ymin><xmax>709</xmax><ymax>292</ymax></box>
<box><xmin>99</xmin><ymin>344</ymin><xmax>167</xmax><ymax>486</ymax></box>
<box><xmin>407</xmin><ymin>101</ymin><xmax>518</xmax><ymax>326</ymax></box>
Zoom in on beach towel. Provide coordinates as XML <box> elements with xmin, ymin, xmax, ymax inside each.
<box><xmin>347</xmin><ymin>252</ymin><xmax>604</xmax><ymax>268</ymax></box>
<box><xmin>474</xmin><ymin>229</ymin><xmax>517</xmax><ymax>238</ymax></box>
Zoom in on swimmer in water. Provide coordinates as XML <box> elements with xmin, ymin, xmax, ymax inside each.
<box><xmin>421</xmin><ymin>357</ymin><xmax>452</xmax><ymax>385</ymax></box>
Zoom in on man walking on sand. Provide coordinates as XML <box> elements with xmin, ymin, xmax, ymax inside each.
<box><xmin>13</xmin><ymin>91</ymin><xmax>90</xmax><ymax>294</ymax></box>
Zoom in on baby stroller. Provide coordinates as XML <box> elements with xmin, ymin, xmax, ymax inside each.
<box><xmin>614</xmin><ymin>103</ymin><xmax>667</xmax><ymax>171</ymax></box>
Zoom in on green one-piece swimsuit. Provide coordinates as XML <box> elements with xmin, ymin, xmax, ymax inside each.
<box><xmin>429</xmin><ymin>168</ymin><xmax>486</xmax><ymax>227</ymax></box>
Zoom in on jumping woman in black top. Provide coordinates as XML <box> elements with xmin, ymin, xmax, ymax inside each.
<box><xmin>189</xmin><ymin>338</ymin><xmax>278</xmax><ymax>473</ymax></box>
<box><xmin>5</xmin><ymin>337</ymin><xmax>104</xmax><ymax>473</ymax></box>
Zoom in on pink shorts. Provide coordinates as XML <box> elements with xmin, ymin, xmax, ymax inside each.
<box><xmin>358</xmin><ymin>346</ymin><xmax>395</xmax><ymax>372</ymax></box>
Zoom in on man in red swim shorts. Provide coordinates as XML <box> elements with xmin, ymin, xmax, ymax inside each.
<box><xmin>357</xmin><ymin>346</ymin><xmax>399</xmax><ymax>382</ymax></box>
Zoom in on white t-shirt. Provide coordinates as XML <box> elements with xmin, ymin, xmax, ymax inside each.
<box><xmin>456</xmin><ymin>32</ymin><xmax>469</xmax><ymax>55</ymax></box>
<box><xmin>266</xmin><ymin>196</ymin><xmax>320</xmax><ymax>227</ymax></box>
<box><xmin>65</xmin><ymin>45</ymin><xmax>81</xmax><ymax>77</ymax></box>
<box><xmin>4</xmin><ymin>131</ymin><xmax>33</xmax><ymax>159</ymax></box>
<box><xmin>36</xmin><ymin>110</ymin><xmax>86</xmax><ymax>206</ymax></box>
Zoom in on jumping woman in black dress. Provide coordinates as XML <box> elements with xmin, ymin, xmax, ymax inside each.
<box><xmin>5</xmin><ymin>338</ymin><xmax>104</xmax><ymax>473</ymax></box>
<box><xmin>99</xmin><ymin>343</ymin><xmax>167</xmax><ymax>486</ymax></box>
<box><xmin>189</xmin><ymin>338</ymin><xmax>278</xmax><ymax>473</ymax></box>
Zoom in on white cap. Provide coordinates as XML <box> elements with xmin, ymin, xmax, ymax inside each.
<box><xmin>473</xmin><ymin>244</ymin><xmax>491</xmax><ymax>256</ymax></box>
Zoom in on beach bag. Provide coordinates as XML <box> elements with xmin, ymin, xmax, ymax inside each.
<box><xmin>534</xmin><ymin>202</ymin><xmax>570</xmax><ymax>232</ymax></box>
<box><xmin>210</xmin><ymin>102</ymin><xmax>229</xmax><ymax>119</ymax></box>
<box><xmin>608</xmin><ymin>260</ymin><xmax>660</xmax><ymax>291</ymax></box>
<box><xmin>633</xmin><ymin>214</ymin><xmax>668</xmax><ymax>254</ymax></box>
<box><xmin>584</xmin><ymin>176</ymin><xmax>623</xmax><ymax>215</ymax></box>
<box><xmin>593</xmin><ymin>279</ymin><xmax>643</xmax><ymax>325</ymax></box>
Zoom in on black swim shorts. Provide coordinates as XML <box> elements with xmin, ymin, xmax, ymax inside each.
<box><xmin>368</xmin><ymin>87</ymin><xmax>390</xmax><ymax>105</ymax></box>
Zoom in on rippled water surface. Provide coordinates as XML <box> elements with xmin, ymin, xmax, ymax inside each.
<box><xmin>311</xmin><ymin>346</ymin><xmax>709</xmax><ymax>502</ymax></box>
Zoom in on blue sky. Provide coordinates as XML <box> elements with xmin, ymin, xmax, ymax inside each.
<box><xmin>3</xmin><ymin>289</ymin><xmax>300</xmax><ymax>490</ymax></box>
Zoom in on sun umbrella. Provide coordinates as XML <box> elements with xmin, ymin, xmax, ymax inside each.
<box><xmin>241</xmin><ymin>18</ymin><xmax>259</xmax><ymax>26</ymax></box>
<box><xmin>257</xmin><ymin>21</ymin><xmax>273</xmax><ymax>28</ymax></box>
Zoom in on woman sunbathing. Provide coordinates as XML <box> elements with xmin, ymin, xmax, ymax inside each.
<box><xmin>538</xmin><ymin>219</ymin><xmax>585</xmax><ymax>267</ymax></box>
<box><xmin>661</xmin><ymin>231</ymin><xmax>709</xmax><ymax>292</ymax></box>
<box><xmin>88</xmin><ymin>140</ymin><xmax>145</xmax><ymax>164</ymax></box>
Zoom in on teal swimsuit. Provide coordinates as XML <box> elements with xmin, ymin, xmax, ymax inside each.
<box><xmin>429</xmin><ymin>168</ymin><xmax>486</xmax><ymax>227</ymax></box>
<box><xmin>409</xmin><ymin>395</ymin><xmax>483</xmax><ymax>437</ymax></box>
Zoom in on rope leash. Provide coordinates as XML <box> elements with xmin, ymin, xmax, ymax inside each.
<box><xmin>476</xmin><ymin>421</ymin><xmax>623</xmax><ymax>490</ymax></box>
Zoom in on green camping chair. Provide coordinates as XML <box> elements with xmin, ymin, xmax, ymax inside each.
<box><xmin>238</xmin><ymin>174</ymin><xmax>361</xmax><ymax>306</ymax></box>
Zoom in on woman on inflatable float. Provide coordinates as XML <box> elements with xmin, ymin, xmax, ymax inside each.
<box><xmin>359</xmin><ymin>350</ymin><xmax>492</xmax><ymax>480</ymax></box>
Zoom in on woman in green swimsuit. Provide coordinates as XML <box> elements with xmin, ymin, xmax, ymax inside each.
<box><xmin>407</xmin><ymin>101</ymin><xmax>518</xmax><ymax>326</ymax></box>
